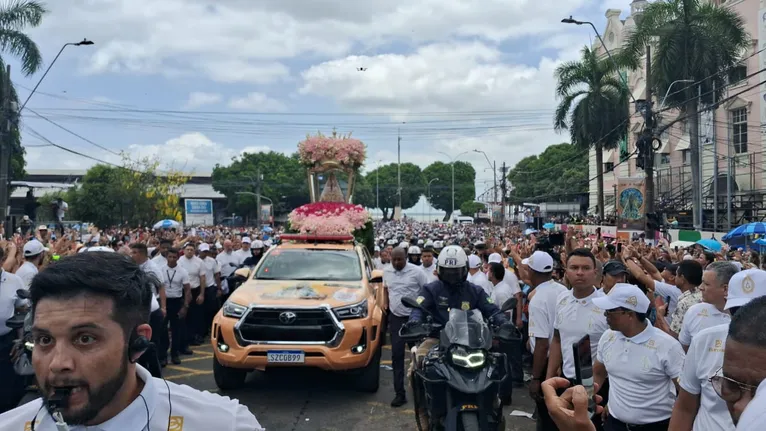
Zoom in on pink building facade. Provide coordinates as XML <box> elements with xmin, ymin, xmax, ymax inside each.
<box><xmin>588</xmin><ymin>0</ymin><xmax>766</xmax><ymax>229</ymax></box>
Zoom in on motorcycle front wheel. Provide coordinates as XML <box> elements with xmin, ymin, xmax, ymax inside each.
<box><xmin>461</xmin><ymin>412</ymin><xmax>480</xmax><ymax>431</ymax></box>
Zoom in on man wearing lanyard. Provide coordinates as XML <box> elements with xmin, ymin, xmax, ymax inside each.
<box><xmin>669</xmin><ymin>269</ymin><xmax>766</xmax><ymax>430</ymax></box>
<box><xmin>163</xmin><ymin>248</ymin><xmax>192</xmax><ymax>365</ymax></box>
<box><xmin>593</xmin><ymin>284</ymin><xmax>685</xmax><ymax>431</ymax></box>
<box><xmin>546</xmin><ymin>249</ymin><xmax>608</xmax><ymax>431</ymax></box>
<box><xmin>0</xmin><ymin>252</ymin><xmax>27</xmax><ymax>413</ymax></box>
<box><xmin>383</xmin><ymin>247</ymin><xmax>428</xmax><ymax>408</ymax></box>
<box><xmin>177</xmin><ymin>243</ymin><xmax>206</xmax><ymax>349</ymax></box>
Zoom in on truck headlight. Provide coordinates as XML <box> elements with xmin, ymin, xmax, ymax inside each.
<box><xmin>333</xmin><ymin>299</ymin><xmax>368</xmax><ymax>320</ymax></box>
<box><xmin>450</xmin><ymin>346</ymin><xmax>486</xmax><ymax>369</ymax></box>
<box><xmin>222</xmin><ymin>300</ymin><xmax>247</xmax><ymax>318</ymax></box>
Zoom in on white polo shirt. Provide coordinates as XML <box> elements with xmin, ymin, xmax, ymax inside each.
<box><xmin>216</xmin><ymin>250</ymin><xmax>240</xmax><ymax>278</ymax></box>
<box><xmin>14</xmin><ymin>261</ymin><xmax>38</xmax><ymax>289</ymax></box>
<box><xmin>201</xmin><ymin>256</ymin><xmax>220</xmax><ymax>288</ymax></box>
<box><xmin>554</xmin><ymin>288</ymin><xmax>608</xmax><ymax>379</ymax></box>
<box><xmin>163</xmin><ymin>265</ymin><xmax>191</xmax><ymax>299</ymax></box>
<box><xmin>737</xmin><ymin>379</ymin><xmax>766</xmax><ymax>430</ymax></box>
<box><xmin>678</xmin><ymin>302</ymin><xmax>731</xmax><ymax>347</ymax></box>
<box><xmin>528</xmin><ymin>279</ymin><xmax>568</xmax><ymax>353</ymax></box>
<box><xmin>0</xmin><ymin>364</ymin><xmax>264</xmax><ymax>430</ymax></box>
<box><xmin>679</xmin><ymin>323</ymin><xmax>734</xmax><ymax>431</ymax></box>
<box><xmin>597</xmin><ymin>322</ymin><xmax>685</xmax><ymax>425</ymax></box>
<box><xmin>178</xmin><ymin>255</ymin><xmax>205</xmax><ymax>289</ymax></box>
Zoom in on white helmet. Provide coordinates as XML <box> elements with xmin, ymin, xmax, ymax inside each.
<box><xmin>437</xmin><ymin>245</ymin><xmax>468</xmax><ymax>268</ymax></box>
<box><xmin>251</xmin><ymin>240</ymin><xmax>264</xmax><ymax>249</ymax></box>
<box><xmin>407</xmin><ymin>246</ymin><xmax>422</xmax><ymax>255</ymax></box>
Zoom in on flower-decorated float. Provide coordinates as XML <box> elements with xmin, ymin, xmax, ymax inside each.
<box><xmin>286</xmin><ymin>131</ymin><xmax>374</xmax><ymax>252</ymax></box>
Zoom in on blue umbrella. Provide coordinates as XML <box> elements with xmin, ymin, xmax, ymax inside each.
<box><xmin>696</xmin><ymin>238</ymin><xmax>722</xmax><ymax>252</ymax></box>
<box><xmin>543</xmin><ymin>222</ymin><xmax>555</xmax><ymax>230</ymax></box>
<box><xmin>722</xmin><ymin>222</ymin><xmax>766</xmax><ymax>242</ymax></box>
<box><xmin>262</xmin><ymin>226</ymin><xmax>274</xmax><ymax>233</ymax></box>
<box><xmin>153</xmin><ymin>219</ymin><xmax>181</xmax><ymax>230</ymax></box>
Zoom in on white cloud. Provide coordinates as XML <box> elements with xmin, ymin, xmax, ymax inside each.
<box><xmin>183</xmin><ymin>92</ymin><xmax>223</xmax><ymax>109</ymax></box>
<box><xmin>227</xmin><ymin>92</ymin><xmax>288</xmax><ymax>112</ymax></box>
<box><xmin>31</xmin><ymin>0</ymin><xmax>593</xmax><ymax>83</ymax></box>
<box><xmin>24</xmin><ymin>133</ymin><xmax>270</xmax><ymax>173</ymax></box>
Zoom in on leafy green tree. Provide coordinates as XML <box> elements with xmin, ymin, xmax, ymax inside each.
<box><xmin>353</xmin><ymin>171</ymin><xmax>375</xmax><ymax>209</ymax></box>
<box><xmin>212</xmin><ymin>151</ymin><xmax>309</xmax><ymax>219</ymax></box>
<box><xmin>554</xmin><ymin>46</ymin><xmax>629</xmax><ymax>220</ymax></box>
<box><xmin>507</xmin><ymin>143</ymin><xmax>588</xmax><ymax>203</ymax></box>
<box><xmin>423</xmin><ymin>161</ymin><xmax>476</xmax><ymax>220</ymax></box>
<box><xmin>364</xmin><ymin>163</ymin><xmax>422</xmax><ymax>220</ymax></box>
<box><xmin>459</xmin><ymin>201</ymin><xmax>485</xmax><ymax>217</ymax></box>
<box><xmin>619</xmin><ymin>0</ymin><xmax>749</xmax><ymax>226</ymax></box>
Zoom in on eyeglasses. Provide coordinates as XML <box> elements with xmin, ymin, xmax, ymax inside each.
<box><xmin>603</xmin><ymin>308</ymin><xmax>630</xmax><ymax>316</ymax></box>
<box><xmin>709</xmin><ymin>367</ymin><xmax>759</xmax><ymax>403</ymax></box>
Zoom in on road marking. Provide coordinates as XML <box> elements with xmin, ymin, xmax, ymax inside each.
<box><xmin>165</xmin><ymin>370</ymin><xmax>213</xmax><ymax>380</ymax></box>
<box><xmin>381</xmin><ymin>360</ymin><xmax>391</xmax><ymax>365</ymax></box>
<box><xmin>180</xmin><ymin>354</ymin><xmax>214</xmax><ymax>363</ymax></box>
<box><xmin>166</xmin><ymin>365</ymin><xmax>205</xmax><ymax>374</ymax></box>
<box><xmin>366</xmin><ymin>401</ymin><xmax>414</xmax><ymax>415</ymax></box>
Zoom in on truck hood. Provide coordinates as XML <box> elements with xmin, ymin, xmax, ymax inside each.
<box><xmin>228</xmin><ymin>279</ymin><xmax>367</xmax><ymax>308</ymax></box>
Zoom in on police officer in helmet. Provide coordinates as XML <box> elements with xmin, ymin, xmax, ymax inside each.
<box><xmin>404</xmin><ymin>246</ymin><xmax>511</xmax><ymax>424</ymax></box>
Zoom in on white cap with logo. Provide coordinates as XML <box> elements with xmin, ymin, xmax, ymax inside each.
<box><xmin>488</xmin><ymin>253</ymin><xmax>503</xmax><ymax>264</ymax></box>
<box><xmin>593</xmin><ymin>283</ymin><xmax>651</xmax><ymax>313</ymax></box>
<box><xmin>725</xmin><ymin>269</ymin><xmax>766</xmax><ymax>310</ymax></box>
<box><xmin>521</xmin><ymin>251</ymin><xmax>554</xmax><ymax>273</ymax></box>
<box><xmin>468</xmin><ymin>254</ymin><xmax>482</xmax><ymax>269</ymax></box>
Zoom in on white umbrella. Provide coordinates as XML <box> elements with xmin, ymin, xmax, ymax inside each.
<box><xmin>153</xmin><ymin>219</ymin><xmax>181</xmax><ymax>230</ymax></box>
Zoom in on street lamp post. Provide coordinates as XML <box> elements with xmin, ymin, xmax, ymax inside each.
<box><xmin>473</xmin><ymin>150</ymin><xmax>497</xmax><ymax>205</ymax></box>
<box><xmin>0</xmin><ymin>39</ymin><xmax>94</xmax><ymax>238</ymax></box>
<box><xmin>19</xmin><ymin>39</ymin><xmax>95</xmax><ymax>113</ymax></box>
<box><xmin>438</xmin><ymin>150</ymin><xmax>471</xmax><ymax>217</ymax></box>
<box><xmin>427</xmin><ymin>177</ymin><xmax>439</xmax><ymax>222</ymax></box>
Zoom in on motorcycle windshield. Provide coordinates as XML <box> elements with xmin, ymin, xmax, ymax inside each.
<box><xmin>442</xmin><ymin>308</ymin><xmax>492</xmax><ymax>350</ymax></box>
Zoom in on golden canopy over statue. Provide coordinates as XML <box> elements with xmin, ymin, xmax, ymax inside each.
<box><xmin>297</xmin><ymin>130</ymin><xmax>366</xmax><ymax>203</ymax></box>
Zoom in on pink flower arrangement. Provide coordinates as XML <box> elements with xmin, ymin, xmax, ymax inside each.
<box><xmin>298</xmin><ymin>132</ymin><xmax>366</xmax><ymax>168</ymax></box>
<box><xmin>289</xmin><ymin>202</ymin><xmax>371</xmax><ymax>235</ymax></box>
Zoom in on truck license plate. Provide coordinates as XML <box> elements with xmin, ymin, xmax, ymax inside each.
<box><xmin>267</xmin><ymin>350</ymin><xmax>305</xmax><ymax>363</ymax></box>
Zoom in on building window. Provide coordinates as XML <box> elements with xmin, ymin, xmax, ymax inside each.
<box><xmin>728</xmin><ymin>65</ymin><xmax>747</xmax><ymax>85</ymax></box>
<box><xmin>604</xmin><ymin>162</ymin><xmax>614</xmax><ymax>172</ymax></box>
<box><xmin>682</xmin><ymin>150</ymin><xmax>690</xmax><ymax>165</ymax></box>
<box><xmin>732</xmin><ymin>108</ymin><xmax>748</xmax><ymax>154</ymax></box>
<box><xmin>660</xmin><ymin>154</ymin><xmax>670</xmax><ymax>165</ymax></box>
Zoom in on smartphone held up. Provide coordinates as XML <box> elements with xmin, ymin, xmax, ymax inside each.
<box><xmin>572</xmin><ymin>334</ymin><xmax>597</xmax><ymax>416</ymax></box>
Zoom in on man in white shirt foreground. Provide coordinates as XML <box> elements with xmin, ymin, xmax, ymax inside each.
<box><xmin>678</xmin><ymin>261</ymin><xmax>737</xmax><ymax>351</ymax></box>
<box><xmin>0</xmin><ymin>252</ymin><xmax>264</xmax><ymax>430</ymax></box>
<box><xmin>669</xmin><ymin>269</ymin><xmax>766</xmax><ymax>431</ymax></box>
<box><xmin>593</xmin><ymin>283</ymin><xmax>685</xmax><ymax>431</ymax></box>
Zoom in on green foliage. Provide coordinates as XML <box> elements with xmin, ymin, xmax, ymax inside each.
<box><xmin>618</xmin><ymin>0</ymin><xmax>749</xmax><ymax>111</ymax></box>
<box><xmin>0</xmin><ymin>1</ymin><xmax>46</xmax><ymax>76</ymax></box>
<box><xmin>459</xmin><ymin>201</ymin><xmax>485</xmax><ymax>217</ymax></box>
<box><xmin>353</xmin><ymin>172</ymin><xmax>375</xmax><ymax>208</ymax></box>
<box><xmin>212</xmin><ymin>151</ymin><xmax>310</xmax><ymax>218</ymax></box>
<box><xmin>507</xmin><ymin>143</ymin><xmax>588</xmax><ymax>203</ymax></box>
<box><xmin>354</xmin><ymin>220</ymin><xmax>375</xmax><ymax>255</ymax></box>
<box><xmin>422</xmin><ymin>161</ymin><xmax>476</xmax><ymax>219</ymax></box>
<box><xmin>42</xmin><ymin>156</ymin><xmax>190</xmax><ymax>228</ymax></box>
<box><xmin>362</xmin><ymin>163</ymin><xmax>423</xmax><ymax>220</ymax></box>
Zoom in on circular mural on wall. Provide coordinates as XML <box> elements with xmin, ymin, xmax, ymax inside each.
<box><xmin>619</xmin><ymin>187</ymin><xmax>644</xmax><ymax>221</ymax></box>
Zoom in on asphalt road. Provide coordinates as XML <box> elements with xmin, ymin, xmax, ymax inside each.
<box><xmin>164</xmin><ymin>343</ymin><xmax>538</xmax><ymax>430</ymax></box>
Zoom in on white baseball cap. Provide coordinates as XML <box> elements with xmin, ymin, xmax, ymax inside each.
<box><xmin>23</xmin><ymin>240</ymin><xmax>47</xmax><ymax>257</ymax></box>
<box><xmin>468</xmin><ymin>254</ymin><xmax>482</xmax><ymax>269</ymax></box>
<box><xmin>725</xmin><ymin>269</ymin><xmax>766</xmax><ymax>310</ymax></box>
<box><xmin>521</xmin><ymin>251</ymin><xmax>554</xmax><ymax>273</ymax></box>
<box><xmin>488</xmin><ymin>253</ymin><xmax>503</xmax><ymax>264</ymax></box>
<box><xmin>593</xmin><ymin>283</ymin><xmax>650</xmax><ymax>313</ymax></box>
<box><xmin>198</xmin><ymin>243</ymin><xmax>210</xmax><ymax>252</ymax></box>
<box><xmin>242</xmin><ymin>237</ymin><xmax>252</xmax><ymax>244</ymax></box>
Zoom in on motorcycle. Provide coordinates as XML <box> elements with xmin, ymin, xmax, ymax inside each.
<box><xmin>400</xmin><ymin>296</ymin><xmax>521</xmax><ymax>431</ymax></box>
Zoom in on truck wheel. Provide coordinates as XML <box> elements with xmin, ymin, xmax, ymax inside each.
<box><xmin>213</xmin><ymin>355</ymin><xmax>247</xmax><ymax>390</ymax></box>
<box><xmin>354</xmin><ymin>347</ymin><xmax>381</xmax><ymax>393</ymax></box>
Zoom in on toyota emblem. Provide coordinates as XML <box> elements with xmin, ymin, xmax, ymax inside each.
<box><xmin>279</xmin><ymin>311</ymin><xmax>297</xmax><ymax>324</ymax></box>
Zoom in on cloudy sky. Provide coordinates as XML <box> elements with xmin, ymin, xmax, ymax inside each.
<box><xmin>12</xmin><ymin>0</ymin><xmax>630</xmax><ymax>208</ymax></box>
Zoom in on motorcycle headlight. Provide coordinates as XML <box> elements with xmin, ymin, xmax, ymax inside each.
<box><xmin>450</xmin><ymin>346</ymin><xmax>486</xmax><ymax>369</ymax></box>
<box><xmin>222</xmin><ymin>300</ymin><xmax>247</xmax><ymax>318</ymax></box>
<box><xmin>333</xmin><ymin>299</ymin><xmax>368</xmax><ymax>320</ymax></box>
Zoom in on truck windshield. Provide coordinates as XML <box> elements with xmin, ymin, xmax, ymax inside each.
<box><xmin>255</xmin><ymin>249</ymin><xmax>363</xmax><ymax>282</ymax></box>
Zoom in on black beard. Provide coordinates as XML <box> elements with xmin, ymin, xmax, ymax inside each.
<box><xmin>45</xmin><ymin>352</ymin><xmax>129</xmax><ymax>425</ymax></box>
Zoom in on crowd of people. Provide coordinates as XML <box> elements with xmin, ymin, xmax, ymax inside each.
<box><xmin>0</xmin><ymin>218</ymin><xmax>765</xmax><ymax>430</ymax></box>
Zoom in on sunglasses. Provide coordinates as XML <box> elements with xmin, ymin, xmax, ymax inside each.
<box><xmin>709</xmin><ymin>367</ymin><xmax>759</xmax><ymax>403</ymax></box>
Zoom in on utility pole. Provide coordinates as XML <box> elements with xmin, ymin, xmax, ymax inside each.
<box><xmin>255</xmin><ymin>169</ymin><xmax>262</xmax><ymax>227</ymax></box>
<box><xmin>500</xmin><ymin>162</ymin><xmax>508</xmax><ymax>226</ymax></box>
<box><xmin>396</xmin><ymin>128</ymin><xmax>402</xmax><ymax>219</ymax></box>
<box><xmin>492</xmin><ymin>160</ymin><xmax>497</xmax><ymax>205</ymax></box>
<box><xmin>643</xmin><ymin>45</ymin><xmax>656</xmax><ymax>242</ymax></box>
<box><xmin>0</xmin><ymin>65</ymin><xmax>11</xmax><ymax>238</ymax></box>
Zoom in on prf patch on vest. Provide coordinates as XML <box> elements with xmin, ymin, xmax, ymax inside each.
<box><xmin>169</xmin><ymin>416</ymin><xmax>185</xmax><ymax>431</ymax></box>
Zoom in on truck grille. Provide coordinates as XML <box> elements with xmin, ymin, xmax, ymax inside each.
<box><xmin>238</xmin><ymin>308</ymin><xmax>339</xmax><ymax>343</ymax></box>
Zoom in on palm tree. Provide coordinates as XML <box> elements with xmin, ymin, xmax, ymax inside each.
<box><xmin>0</xmin><ymin>0</ymin><xmax>48</xmax><ymax>182</ymax></box>
<box><xmin>620</xmin><ymin>0</ymin><xmax>749</xmax><ymax>228</ymax></box>
<box><xmin>554</xmin><ymin>46</ymin><xmax>630</xmax><ymax>221</ymax></box>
